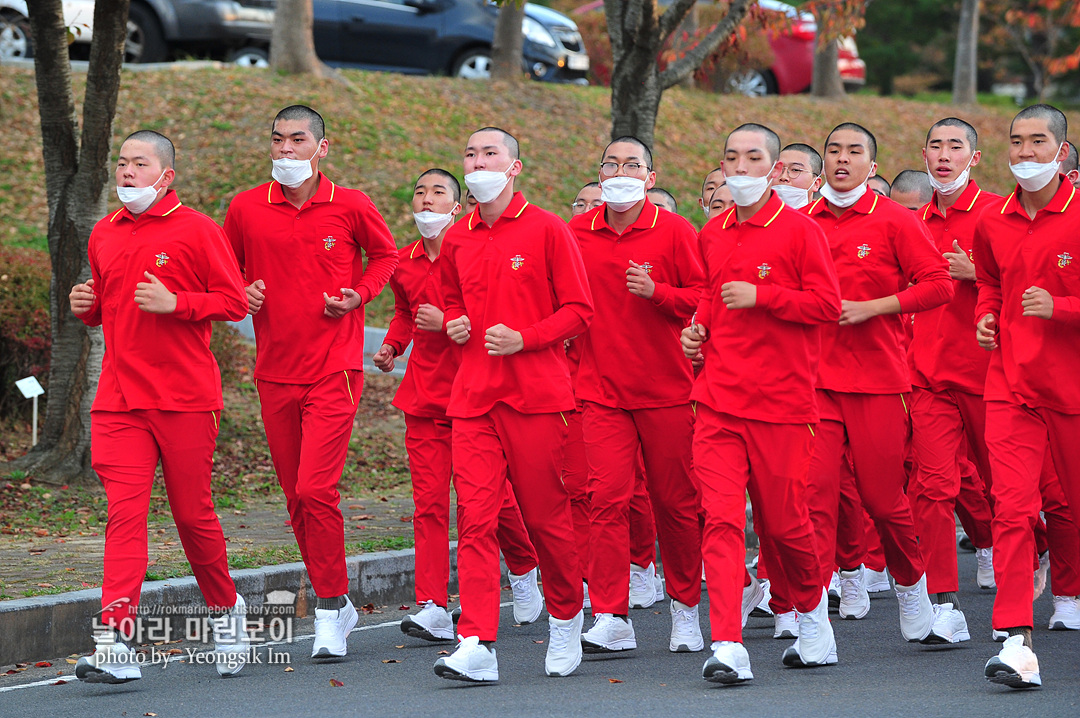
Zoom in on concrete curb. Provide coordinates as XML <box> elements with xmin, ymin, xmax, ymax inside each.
<box><xmin>0</xmin><ymin>544</ymin><xmax>458</xmax><ymax>666</ymax></box>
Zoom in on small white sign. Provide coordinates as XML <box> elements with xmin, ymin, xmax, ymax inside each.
<box><xmin>15</xmin><ymin>376</ymin><xmax>44</xmax><ymax>399</ymax></box>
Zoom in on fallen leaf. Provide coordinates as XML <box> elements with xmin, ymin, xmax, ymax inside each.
<box><xmin>437</xmin><ymin>650</ymin><xmax>449</xmax><ymax>655</ymax></box>
<box><xmin>15</xmin><ymin>663</ymin><xmax>28</xmax><ymax>668</ymax></box>
<box><xmin>33</xmin><ymin>528</ymin><xmax>49</xmax><ymax>537</ymax></box>
<box><xmin>381</xmin><ymin>659</ymin><xmax>401</xmax><ymax>664</ymax></box>
<box><xmin>145</xmin><ymin>713</ymin><xmax>158</xmax><ymax>716</ymax></box>
<box><xmin>284</xmin><ymin>666</ymin><xmax>294</xmax><ymax>672</ymax></box>
<box><xmin>398</xmin><ymin>605</ymin><xmax>410</xmax><ymax>611</ymax></box>
<box><xmin>360</xmin><ymin>603</ymin><xmax>377</xmax><ymax>614</ymax></box>
<box><xmin>65</xmin><ymin>659</ymin><xmax>77</xmax><ymax>665</ymax></box>
<box><xmin>394</xmin><ymin>645</ymin><xmax>404</xmax><ymax>649</ymax></box>
<box><xmin>164</xmin><ymin>649</ymin><xmax>182</xmax><ymax>656</ymax></box>
<box><xmin>36</xmin><ymin>583</ymin><xmax>53</xmax><ymax>588</ymax></box>
<box><xmin>351</xmin><ymin>514</ymin><xmax>375</xmax><ymax>520</ymax></box>
<box><xmin>659</xmin><ymin>683</ymin><xmax>667</xmax><ymax>686</ymax></box>
<box><xmin>329</xmin><ymin>678</ymin><xmax>344</xmax><ymax>687</ymax></box>
<box><xmin>347</xmin><ymin>504</ymin><xmax>366</xmax><ymax>510</ymax></box>
<box><xmin>35</xmin><ymin>661</ymin><xmax>52</xmax><ymax>667</ymax></box>
<box><xmin>608</xmin><ymin>678</ymin><xmax>623</xmax><ymax>683</ymax></box>
<box><xmin>533</xmin><ymin>640</ymin><xmax>544</xmax><ymax>644</ymax></box>
<box><xmin>52</xmin><ymin>680</ymin><xmax>66</xmax><ymax>686</ymax></box>
<box><xmin>379</xmin><ymin>497</ymin><xmax>388</xmax><ymax>502</ymax></box>
<box><xmin>398</xmin><ymin>514</ymin><xmax>413</xmax><ymax>522</ymax></box>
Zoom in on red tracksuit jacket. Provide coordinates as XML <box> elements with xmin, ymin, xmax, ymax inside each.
<box><xmin>569</xmin><ymin>200</ymin><xmax>704</xmax><ymax>409</ymax></box>
<box><xmin>80</xmin><ymin>191</ymin><xmax>248</xmax><ymax>411</ymax></box>
<box><xmin>440</xmin><ymin>192</ymin><xmax>594</xmax><ymax>418</ymax></box>
<box><xmin>223</xmin><ymin>174</ymin><xmax>398</xmax><ymax>383</ymax></box>
<box><xmin>974</xmin><ymin>178</ymin><xmax>1080</xmax><ymax>413</ymax></box>
<box><xmin>805</xmin><ymin>188</ymin><xmax>954</xmax><ymax>394</ymax></box>
<box><xmin>694</xmin><ymin>193</ymin><xmax>842</xmax><ymax>423</ymax></box>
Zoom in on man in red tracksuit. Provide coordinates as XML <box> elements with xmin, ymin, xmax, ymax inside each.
<box><xmin>804</xmin><ymin>122</ymin><xmax>953</xmax><ymax>644</ymax></box>
<box><xmin>907</xmin><ymin>117</ymin><xmax>1001</xmax><ymax>645</ymax></box>
<box><xmin>70</xmin><ymin>131</ymin><xmax>250</xmax><ymax>684</ymax></box>
<box><xmin>372</xmin><ymin>169</ymin><xmax>542</xmax><ymax>641</ymax></box>
<box><xmin>223</xmin><ymin>106</ymin><xmax>398</xmax><ymax>659</ymax></box>
<box><xmin>975</xmin><ymin>104</ymin><xmax>1080</xmax><ymax>689</ymax></box>
<box><xmin>683</xmin><ymin>123</ymin><xmax>842</xmax><ymax>685</ymax></box>
<box><xmin>432</xmin><ymin>127</ymin><xmax>593</xmax><ymax>683</ymax></box>
<box><xmin>568</xmin><ymin>136</ymin><xmax>705</xmax><ymax>656</ymax></box>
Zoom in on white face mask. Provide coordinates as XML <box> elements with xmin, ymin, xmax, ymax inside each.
<box><xmin>701</xmin><ymin>201</ymin><xmax>711</xmax><ymax>219</ymax></box>
<box><xmin>116</xmin><ymin>169</ymin><xmax>166</xmax><ymax>215</ymax></box>
<box><xmin>926</xmin><ymin>154</ymin><xmax>974</xmax><ymax>196</ymax></box>
<box><xmin>725</xmin><ymin>163</ymin><xmax>776</xmax><ymax>207</ymax></box>
<box><xmin>600</xmin><ymin>176</ymin><xmax>646</xmax><ymax>213</ymax></box>
<box><xmin>464</xmin><ymin>165</ymin><xmax>513</xmax><ymax>204</ymax></box>
<box><xmin>773</xmin><ymin>182</ymin><xmax>814</xmax><ymax>209</ymax></box>
<box><xmin>820</xmin><ymin>165</ymin><xmax>876</xmax><ymax>208</ymax></box>
<box><xmin>271</xmin><ymin>143</ymin><xmax>321</xmax><ymax>189</ymax></box>
<box><xmin>1010</xmin><ymin>143</ymin><xmax>1063</xmax><ymax>193</ymax></box>
<box><xmin>413</xmin><ymin>206</ymin><xmax>458</xmax><ymax>239</ymax></box>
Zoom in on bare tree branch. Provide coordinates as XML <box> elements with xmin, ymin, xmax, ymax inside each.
<box><xmin>658</xmin><ymin>0</ymin><xmax>699</xmax><ymax>39</ymax></box>
<box><xmin>659</xmin><ymin>0</ymin><xmax>752</xmax><ymax>89</ymax></box>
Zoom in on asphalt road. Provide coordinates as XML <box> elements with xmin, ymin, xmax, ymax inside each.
<box><xmin>1</xmin><ymin>554</ymin><xmax>1076</xmax><ymax>717</ymax></box>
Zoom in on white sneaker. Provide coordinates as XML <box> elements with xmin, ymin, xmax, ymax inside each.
<box><xmin>702</xmin><ymin>641</ymin><xmax>753</xmax><ymax>684</ymax></box>
<box><xmin>434</xmin><ymin>635</ymin><xmax>498</xmax><ymax>682</ymax></box>
<box><xmin>895</xmin><ymin>574</ymin><xmax>933</xmax><ymax>642</ymax></box>
<box><xmin>827</xmin><ymin>571</ymin><xmax>841</xmax><ymax>610</ymax></box>
<box><xmin>311</xmin><ymin>596</ymin><xmax>358</xmax><ymax>658</ymax></box>
<box><xmin>741</xmin><ymin>578</ymin><xmax>766</xmax><ymax>628</ymax></box>
<box><xmin>509</xmin><ymin>567</ymin><xmax>544</xmax><ymax>624</ymax></box>
<box><xmin>865</xmin><ymin>567</ymin><xmax>891</xmax><ymax>593</ymax></box>
<box><xmin>400</xmin><ymin>600</ymin><xmax>455</xmax><ymax>642</ymax></box>
<box><xmin>838</xmin><ymin>566</ymin><xmax>870</xmax><ymax>619</ymax></box>
<box><xmin>213</xmin><ymin>594</ymin><xmax>250</xmax><ymax>676</ymax></box>
<box><xmin>976</xmin><ymin>547</ymin><xmax>996</xmax><ymax>589</ymax></box>
<box><xmin>992</xmin><ymin>628</ymin><xmax>1008</xmax><ymax>642</ymax></box>
<box><xmin>582</xmin><ymin>581</ymin><xmax>591</xmax><ymax>611</ymax></box>
<box><xmin>75</xmin><ymin>630</ymin><xmax>142</xmax><ymax>684</ymax></box>
<box><xmin>629</xmin><ymin>563</ymin><xmax>658</xmax><ymax>609</ymax></box>
<box><xmin>921</xmin><ymin>603</ymin><xmax>971</xmax><ymax>645</ymax></box>
<box><xmin>984</xmin><ymin>635</ymin><xmax>1041</xmax><ymax>689</ymax></box>
<box><xmin>654</xmin><ymin>573</ymin><xmax>665</xmax><ymax>602</ymax></box>
<box><xmin>581</xmin><ymin>613</ymin><xmax>637</xmax><ymax>653</ymax></box>
<box><xmin>670</xmin><ymin>600</ymin><xmax>704</xmax><ymax>652</ymax></box>
<box><xmin>1049</xmin><ymin>595</ymin><xmax>1080</xmax><ymax>630</ymax></box>
<box><xmin>782</xmin><ymin>589</ymin><xmax>837</xmax><ymax>667</ymax></box>
<box><xmin>773</xmin><ymin>611</ymin><xmax>799</xmax><ymax>639</ymax></box>
<box><xmin>750</xmin><ymin>579</ymin><xmax>774</xmax><ymax>618</ymax></box>
<box><xmin>546</xmin><ymin>610</ymin><xmax>584</xmax><ymax>676</ymax></box>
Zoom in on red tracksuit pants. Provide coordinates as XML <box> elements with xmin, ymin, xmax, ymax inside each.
<box><xmin>986</xmin><ymin>401</ymin><xmax>1080</xmax><ymax>629</ymax></box>
<box><xmin>257</xmin><ymin>371</ymin><xmax>360</xmax><ymax>599</ymax></box>
<box><xmin>92</xmin><ymin>410</ymin><xmax>237</xmax><ymax>630</ymax></box>
<box><xmin>563</xmin><ymin>410</ymin><xmax>657</xmax><ymax>583</ymax></box>
<box><xmin>807</xmin><ymin>390</ymin><xmax>925</xmax><ymax>588</ymax></box>
<box><xmin>403</xmin><ymin>413</ymin><xmax>538</xmax><ymax>606</ymax></box>
<box><xmin>1037</xmin><ymin>452</ymin><xmax>1080</xmax><ymax>598</ymax></box>
<box><xmin>582</xmin><ymin>402</ymin><xmax>701</xmax><ymax>614</ymax></box>
<box><xmin>909</xmin><ymin>386</ymin><xmax>996</xmax><ymax>593</ymax></box>
<box><xmin>452</xmin><ymin>404</ymin><xmax>582</xmax><ymax>640</ymax></box>
<box><xmin>695</xmin><ymin>406</ymin><xmax>823</xmax><ymax>642</ymax></box>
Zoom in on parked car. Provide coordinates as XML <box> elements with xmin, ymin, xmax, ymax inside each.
<box><xmin>231</xmin><ymin>0</ymin><xmax>590</xmax><ymax>84</ymax></box>
<box><xmin>571</xmin><ymin>0</ymin><xmax>865</xmax><ymax>96</ymax></box>
<box><xmin>725</xmin><ymin>0</ymin><xmax>866</xmax><ymax>97</ymax></box>
<box><xmin>0</xmin><ymin>1</ymin><xmax>273</xmax><ymax>64</ymax></box>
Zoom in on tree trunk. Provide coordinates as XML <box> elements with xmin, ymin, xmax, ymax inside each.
<box><xmin>271</xmin><ymin>0</ymin><xmax>325</xmax><ymax>76</ymax></box>
<box><xmin>492</xmin><ymin>3</ymin><xmax>525</xmax><ymax>82</ymax></box>
<box><xmin>610</xmin><ymin>63</ymin><xmax>662</xmax><ymax>149</ymax></box>
<box><xmin>18</xmin><ymin>0</ymin><xmax>126</xmax><ymax>484</ymax></box>
<box><xmin>811</xmin><ymin>37</ymin><xmax>845</xmax><ymax>99</ymax></box>
<box><xmin>952</xmin><ymin>0</ymin><xmax>979</xmax><ymax>105</ymax></box>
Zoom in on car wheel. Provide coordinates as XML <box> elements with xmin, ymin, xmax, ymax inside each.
<box><xmin>229</xmin><ymin>46</ymin><xmax>269</xmax><ymax>68</ymax></box>
<box><xmin>0</xmin><ymin>11</ymin><xmax>33</xmax><ymax>61</ymax></box>
<box><xmin>126</xmin><ymin>4</ymin><xmax>167</xmax><ymax>64</ymax></box>
<box><xmin>453</xmin><ymin>49</ymin><xmax>492</xmax><ymax>80</ymax></box>
<box><xmin>727</xmin><ymin>69</ymin><xmax>775</xmax><ymax>97</ymax></box>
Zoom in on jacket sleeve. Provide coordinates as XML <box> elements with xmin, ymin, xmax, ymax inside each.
<box><xmin>519</xmin><ymin>222</ymin><xmax>594</xmax><ymax>351</ymax></box>
<box><xmin>353</xmin><ymin>199</ymin><xmax>399</xmax><ymax>304</ymax></box>
<box><xmin>173</xmin><ymin>221</ymin><xmax>249</xmax><ymax>323</ymax></box>
<box><xmin>383</xmin><ymin>270</ymin><xmax>415</xmax><ymax>356</ymax></box>
<box><xmin>649</xmin><ymin>222</ymin><xmax>705</xmax><ymax>319</ymax></box>
<box><xmin>894</xmin><ymin>212</ymin><xmax>954</xmax><ymax>313</ymax></box>
<box><xmin>757</xmin><ymin>223</ymin><xmax>842</xmax><ymax>324</ymax></box>
<box><xmin>973</xmin><ymin>214</ymin><xmax>1003</xmax><ymax>323</ymax></box>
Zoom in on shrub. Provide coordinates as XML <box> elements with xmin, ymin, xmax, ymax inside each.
<box><xmin>210</xmin><ymin>322</ymin><xmax>254</xmax><ymax>386</ymax></box>
<box><xmin>0</xmin><ymin>245</ymin><xmax>51</xmax><ymax>418</ymax></box>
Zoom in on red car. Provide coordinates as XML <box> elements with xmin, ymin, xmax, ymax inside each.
<box><xmin>573</xmin><ymin>0</ymin><xmax>866</xmax><ymax>97</ymax></box>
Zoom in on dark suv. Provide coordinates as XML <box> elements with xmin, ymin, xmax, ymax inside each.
<box><xmin>231</xmin><ymin>0</ymin><xmax>589</xmax><ymax>83</ymax></box>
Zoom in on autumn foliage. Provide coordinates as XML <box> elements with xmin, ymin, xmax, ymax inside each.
<box><xmin>0</xmin><ymin>245</ymin><xmax>51</xmax><ymax>417</ymax></box>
